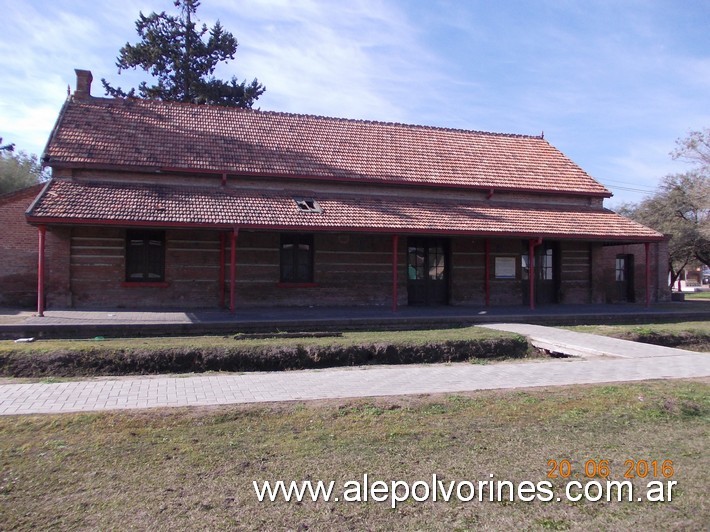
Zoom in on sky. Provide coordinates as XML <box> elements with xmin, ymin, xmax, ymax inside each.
<box><xmin>0</xmin><ymin>0</ymin><xmax>708</xmax><ymax>208</ymax></box>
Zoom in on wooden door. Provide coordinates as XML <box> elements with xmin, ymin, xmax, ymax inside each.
<box><xmin>615</xmin><ymin>254</ymin><xmax>635</xmax><ymax>302</ymax></box>
<box><xmin>407</xmin><ymin>238</ymin><xmax>449</xmax><ymax>305</ymax></box>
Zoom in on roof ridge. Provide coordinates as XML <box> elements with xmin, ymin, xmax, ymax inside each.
<box><xmin>79</xmin><ymin>96</ymin><xmax>542</xmax><ymax>140</ymax></box>
<box><xmin>253</xmin><ymin>109</ymin><xmax>542</xmax><ymax>139</ymax></box>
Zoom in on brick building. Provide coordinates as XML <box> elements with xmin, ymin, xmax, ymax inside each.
<box><xmin>0</xmin><ymin>184</ymin><xmax>44</xmax><ymax>307</ymax></box>
<box><xmin>22</xmin><ymin>69</ymin><xmax>669</xmax><ymax>314</ymax></box>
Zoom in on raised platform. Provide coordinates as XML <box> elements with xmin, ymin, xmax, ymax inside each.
<box><xmin>1</xmin><ymin>302</ymin><xmax>709</xmax><ymax>340</ymax></box>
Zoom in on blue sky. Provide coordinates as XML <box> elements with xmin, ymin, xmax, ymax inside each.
<box><xmin>1</xmin><ymin>0</ymin><xmax>708</xmax><ymax>207</ymax></box>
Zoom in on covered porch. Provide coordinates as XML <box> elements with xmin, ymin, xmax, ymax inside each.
<box><xmin>26</xmin><ymin>179</ymin><xmax>667</xmax><ymax>316</ymax></box>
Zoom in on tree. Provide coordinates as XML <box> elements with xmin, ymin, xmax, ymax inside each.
<box><xmin>672</xmin><ymin>127</ymin><xmax>710</xmax><ymax>168</ymax></box>
<box><xmin>101</xmin><ymin>0</ymin><xmax>264</xmax><ymax>107</ymax></box>
<box><xmin>0</xmin><ymin>137</ymin><xmax>15</xmax><ymax>152</ymax></box>
<box><xmin>619</xmin><ymin>129</ymin><xmax>710</xmax><ymax>286</ymax></box>
<box><xmin>0</xmin><ymin>148</ymin><xmax>50</xmax><ymax>195</ymax></box>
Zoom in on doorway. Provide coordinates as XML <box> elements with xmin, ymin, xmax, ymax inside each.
<box><xmin>615</xmin><ymin>254</ymin><xmax>635</xmax><ymax>302</ymax></box>
<box><xmin>522</xmin><ymin>241</ymin><xmax>560</xmax><ymax>305</ymax></box>
<box><xmin>407</xmin><ymin>237</ymin><xmax>449</xmax><ymax>305</ymax></box>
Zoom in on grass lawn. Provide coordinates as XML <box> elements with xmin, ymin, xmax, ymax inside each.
<box><xmin>0</xmin><ymin>327</ymin><xmax>535</xmax><ymax>378</ymax></box>
<box><xmin>0</xmin><ymin>327</ymin><xmax>515</xmax><ymax>354</ymax></box>
<box><xmin>566</xmin><ymin>321</ymin><xmax>710</xmax><ymax>352</ymax></box>
<box><xmin>1</xmin><ymin>380</ymin><xmax>707</xmax><ymax>530</ymax></box>
<box><xmin>685</xmin><ymin>291</ymin><xmax>710</xmax><ymax>300</ymax></box>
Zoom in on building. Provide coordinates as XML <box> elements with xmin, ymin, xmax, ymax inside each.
<box><xmin>0</xmin><ymin>184</ymin><xmax>44</xmax><ymax>307</ymax></box>
<box><xmin>23</xmin><ymin>70</ymin><xmax>669</xmax><ymax>314</ymax></box>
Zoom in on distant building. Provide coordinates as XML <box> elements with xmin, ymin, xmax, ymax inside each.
<box><xmin>22</xmin><ymin>69</ymin><xmax>669</xmax><ymax>314</ymax></box>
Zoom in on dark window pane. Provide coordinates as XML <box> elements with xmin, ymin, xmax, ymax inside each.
<box><xmin>280</xmin><ymin>234</ymin><xmax>313</xmax><ymax>283</ymax></box>
<box><xmin>125</xmin><ymin>230</ymin><xmax>165</xmax><ymax>282</ymax></box>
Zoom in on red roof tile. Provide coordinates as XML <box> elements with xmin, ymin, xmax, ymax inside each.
<box><xmin>27</xmin><ymin>180</ymin><xmax>662</xmax><ymax>241</ymax></box>
<box><xmin>44</xmin><ymin>98</ymin><xmax>611</xmax><ymax>196</ymax></box>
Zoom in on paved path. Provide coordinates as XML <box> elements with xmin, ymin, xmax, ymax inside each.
<box><xmin>1</xmin><ymin>324</ymin><xmax>708</xmax><ymax>416</ymax></box>
<box><xmin>479</xmin><ymin>323</ymin><xmax>705</xmax><ymax>358</ymax></box>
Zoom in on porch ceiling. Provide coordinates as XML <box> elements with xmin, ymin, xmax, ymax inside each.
<box><xmin>26</xmin><ymin>179</ymin><xmax>663</xmax><ymax>242</ymax></box>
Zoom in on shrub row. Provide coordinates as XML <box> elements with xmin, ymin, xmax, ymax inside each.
<box><xmin>0</xmin><ymin>337</ymin><xmax>529</xmax><ymax>378</ymax></box>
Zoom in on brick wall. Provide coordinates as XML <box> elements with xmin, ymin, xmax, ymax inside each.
<box><xmin>46</xmin><ymin>226</ymin><xmax>72</xmax><ymax>308</ymax></box>
<box><xmin>66</xmin><ymin>227</ymin><xmax>220</xmax><ymax>308</ymax></box>
<box><xmin>0</xmin><ymin>185</ymin><xmax>42</xmax><ymax>307</ymax></box>
<box><xmin>448</xmin><ymin>238</ymin><xmax>524</xmax><ymax>306</ymax></box>
<box><xmin>231</xmin><ymin>231</ymin><xmax>402</xmax><ymax>308</ymax></box>
<box><xmin>449</xmin><ymin>237</ymin><xmax>486</xmax><ymax>306</ymax></box>
<box><xmin>559</xmin><ymin>241</ymin><xmax>592</xmax><ymax>304</ymax></box>
<box><xmin>600</xmin><ymin>241</ymin><xmax>670</xmax><ymax>304</ymax></box>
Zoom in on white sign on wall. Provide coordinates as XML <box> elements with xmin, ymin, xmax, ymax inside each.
<box><xmin>495</xmin><ymin>257</ymin><xmax>516</xmax><ymax>279</ymax></box>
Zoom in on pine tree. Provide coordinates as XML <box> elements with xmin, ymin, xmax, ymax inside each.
<box><xmin>102</xmin><ymin>0</ymin><xmax>264</xmax><ymax>107</ymax></box>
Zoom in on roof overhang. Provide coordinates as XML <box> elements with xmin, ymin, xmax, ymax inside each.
<box><xmin>25</xmin><ymin>179</ymin><xmax>663</xmax><ymax>242</ymax></box>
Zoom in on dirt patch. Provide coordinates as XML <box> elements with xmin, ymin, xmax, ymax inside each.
<box><xmin>619</xmin><ymin>331</ymin><xmax>710</xmax><ymax>352</ymax></box>
<box><xmin>0</xmin><ymin>337</ymin><xmax>530</xmax><ymax>378</ymax></box>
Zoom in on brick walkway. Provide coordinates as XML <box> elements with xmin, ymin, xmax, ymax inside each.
<box><xmin>1</xmin><ymin>324</ymin><xmax>708</xmax><ymax>416</ymax></box>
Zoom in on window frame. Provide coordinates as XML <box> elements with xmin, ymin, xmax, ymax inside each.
<box><xmin>125</xmin><ymin>229</ymin><xmax>166</xmax><ymax>283</ymax></box>
<box><xmin>279</xmin><ymin>233</ymin><xmax>315</xmax><ymax>284</ymax></box>
<box><xmin>294</xmin><ymin>197</ymin><xmax>322</xmax><ymax>213</ymax></box>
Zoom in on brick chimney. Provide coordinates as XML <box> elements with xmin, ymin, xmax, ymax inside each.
<box><xmin>74</xmin><ymin>69</ymin><xmax>93</xmax><ymax>100</ymax></box>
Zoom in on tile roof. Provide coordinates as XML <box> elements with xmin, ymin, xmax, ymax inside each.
<box><xmin>44</xmin><ymin>97</ymin><xmax>611</xmax><ymax>197</ymax></box>
<box><xmin>27</xmin><ymin>180</ymin><xmax>662</xmax><ymax>241</ymax></box>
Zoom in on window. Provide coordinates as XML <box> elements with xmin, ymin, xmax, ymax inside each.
<box><xmin>615</xmin><ymin>256</ymin><xmax>626</xmax><ymax>282</ymax></box>
<box><xmin>521</xmin><ymin>254</ymin><xmax>530</xmax><ymax>280</ymax></box>
<box><xmin>541</xmin><ymin>248</ymin><xmax>554</xmax><ymax>280</ymax></box>
<box><xmin>521</xmin><ymin>250</ymin><xmax>553</xmax><ymax>280</ymax></box>
<box><xmin>407</xmin><ymin>243</ymin><xmax>425</xmax><ymax>280</ymax></box>
<box><xmin>294</xmin><ymin>198</ymin><xmax>322</xmax><ymax>213</ymax></box>
<box><xmin>280</xmin><ymin>233</ymin><xmax>314</xmax><ymax>283</ymax></box>
<box><xmin>125</xmin><ymin>230</ymin><xmax>165</xmax><ymax>282</ymax></box>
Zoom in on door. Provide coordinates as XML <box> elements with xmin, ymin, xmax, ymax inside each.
<box><xmin>615</xmin><ymin>254</ymin><xmax>635</xmax><ymax>302</ymax></box>
<box><xmin>536</xmin><ymin>245</ymin><xmax>558</xmax><ymax>305</ymax></box>
<box><xmin>407</xmin><ymin>237</ymin><xmax>449</xmax><ymax>305</ymax></box>
<box><xmin>522</xmin><ymin>241</ymin><xmax>560</xmax><ymax>305</ymax></box>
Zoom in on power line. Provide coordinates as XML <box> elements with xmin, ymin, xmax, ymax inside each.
<box><xmin>601</xmin><ymin>178</ymin><xmax>656</xmax><ymax>190</ymax></box>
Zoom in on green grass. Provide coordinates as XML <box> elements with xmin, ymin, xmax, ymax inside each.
<box><xmin>0</xmin><ymin>327</ymin><xmax>534</xmax><ymax>378</ymax></box>
<box><xmin>566</xmin><ymin>321</ymin><xmax>710</xmax><ymax>352</ymax></box>
<box><xmin>685</xmin><ymin>291</ymin><xmax>710</xmax><ymax>300</ymax></box>
<box><xmin>0</xmin><ymin>380</ymin><xmax>707</xmax><ymax>530</ymax></box>
<box><xmin>0</xmin><ymin>327</ymin><xmax>514</xmax><ymax>354</ymax></box>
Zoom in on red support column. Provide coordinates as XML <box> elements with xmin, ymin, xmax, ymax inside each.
<box><xmin>37</xmin><ymin>225</ymin><xmax>46</xmax><ymax>317</ymax></box>
<box><xmin>484</xmin><ymin>239</ymin><xmax>491</xmax><ymax>306</ymax></box>
<box><xmin>219</xmin><ymin>233</ymin><xmax>226</xmax><ymax>309</ymax></box>
<box><xmin>528</xmin><ymin>239</ymin><xmax>535</xmax><ymax>310</ymax></box>
<box><xmin>392</xmin><ymin>234</ymin><xmax>399</xmax><ymax>312</ymax></box>
<box><xmin>229</xmin><ymin>229</ymin><xmax>238</xmax><ymax>313</ymax></box>
<box><xmin>645</xmin><ymin>242</ymin><xmax>651</xmax><ymax>308</ymax></box>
